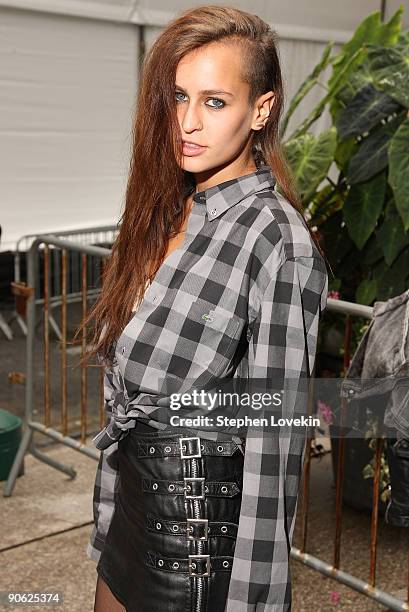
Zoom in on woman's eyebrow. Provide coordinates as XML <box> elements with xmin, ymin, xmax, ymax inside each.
<box><xmin>175</xmin><ymin>85</ymin><xmax>234</xmax><ymax>97</ymax></box>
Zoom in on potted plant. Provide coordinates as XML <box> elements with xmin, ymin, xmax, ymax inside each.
<box><xmin>282</xmin><ymin>6</ymin><xmax>408</xmax><ymax>514</ymax></box>
<box><xmin>280</xmin><ymin>5</ymin><xmax>409</xmax><ymax>304</ymax></box>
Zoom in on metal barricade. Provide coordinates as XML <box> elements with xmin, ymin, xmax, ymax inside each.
<box><xmin>4</xmin><ymin>225</ymin><xmax>118</xmax><ymax>340</ymax></box>
<box><xmin>294</xmin><ymin>298</ymin><xmax>409</xmax><ymax>611</ymax></box>
<box><xmin>3</xmin><ymin>235</ymin><xmax>111</xmax><ymax>486</ymax></box>
<box><xmin>2</xmin><ymin>234</ymin><xmax>409</xmax><ymax>610</ymax></box>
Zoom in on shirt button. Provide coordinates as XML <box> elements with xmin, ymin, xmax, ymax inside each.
<box><xmin>121</xmin><ymin>347</ymin><xmax>125</xmax><ymax>354</ymax></box>
<box><xmin>211</xmin><ymin>208</ymin><xmax>217</xmax><ymax>215</ymax></box>
<box><xmin>152</xmin><ymin>295</ymin><xmax>157</xmax><ymax>301</ymax></box>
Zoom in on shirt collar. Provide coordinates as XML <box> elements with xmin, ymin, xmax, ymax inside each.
<box><xmin>191</xmin><ymin>165</ymin><xmax>277</xmax><ymax>221</ymax></box>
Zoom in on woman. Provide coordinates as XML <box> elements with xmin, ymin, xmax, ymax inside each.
<box><xmin>80</xmin><ymin>5</ymin><xmax>328</xmax><ymax>611</ymax></box>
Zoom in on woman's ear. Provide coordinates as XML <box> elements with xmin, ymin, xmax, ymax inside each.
<box><xmin>251</xmin><ymin>91</ymin><xmax>275</xmax><ymax>131</ymax></box>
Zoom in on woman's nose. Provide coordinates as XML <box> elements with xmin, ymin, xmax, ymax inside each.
<box><xmin>181</xmin><ymin>103</ymin><xmax>203</xmax><ymax>132</ymax></box>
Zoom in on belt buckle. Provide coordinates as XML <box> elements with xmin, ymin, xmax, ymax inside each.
<box><xmin>179</xmin><ymin>436</ymin><xmax>201</xmax><ymax>459</ymax></box>
<box><xmin>188</xmin><ymin>554</ymin><xmax>210</xmax><ymax>577</ymax></box>
<box><xmin>187</xmin><ymin>518</ymin><xmax>209</xmax><ymax>541</ymax></box>
<box><xmin>183</xmin><ymin>476</ymin><xmax>205</xmax><ymax>499</ymax></box>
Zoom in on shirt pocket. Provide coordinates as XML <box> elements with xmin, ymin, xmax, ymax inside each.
<box><xmin>119</xmin><ymin>292</ymin><xmax>242</xmax><ymax>388</ymax></box>
<box><xmin>183</xmin><ymin>297</ymin><xmax>242</xmax><ymax>381</ymax></box>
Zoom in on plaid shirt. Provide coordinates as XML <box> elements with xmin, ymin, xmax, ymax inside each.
<box><xmin>87</xmin><ymin>165</ymin><xmax>328</xmax><ymax>611</ymax></box>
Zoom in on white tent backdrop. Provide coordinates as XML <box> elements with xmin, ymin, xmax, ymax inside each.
<box><xmin>0</xmin><ymin>7</ymin><xmax>139</xmax><ymax>251</ymax></box>
<box><xmin>0</xmin><ymin>0</ymin><xmax>399</xmax><ymax>251</ymax></box>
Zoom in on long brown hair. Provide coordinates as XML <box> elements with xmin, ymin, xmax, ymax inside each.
<box><xmin>73</xmin><ymin>4</ymin><xmax>324</xmax><ymax>366</ymax></box>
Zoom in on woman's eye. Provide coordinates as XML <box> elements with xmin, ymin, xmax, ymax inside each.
<box><xmin>206</xmin><ymin>98</ymin><xmax>225</xmax><ymax>109</ymax></box>
<box><xmin>175</xmin><ymin>92</ymin><xmax>225</xmax><ymax>110</ymax></box>
<box><xmin>175</xmin><ymin>91</ymin><xmax>186</xmax><ymax>103</ymax></box>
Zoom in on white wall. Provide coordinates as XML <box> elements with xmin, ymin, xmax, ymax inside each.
<box><xmin>0</xmin><ymin>0</ymin><xmax>387</xmax><ymax>38</ymax></box>
<box><xmin>0</xmin><ymin>7</ymin><xmax>139</xmax><ymax>251</ymax></box>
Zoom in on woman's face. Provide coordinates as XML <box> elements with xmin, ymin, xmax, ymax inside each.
<box><xmin>174</xmin><ymin>42</ymin><xmax>274</xmax><ymax>184</ymax></box>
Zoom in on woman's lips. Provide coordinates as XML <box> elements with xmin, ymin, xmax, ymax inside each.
<box><xmin>182</xmin><ymin>141</ymin><xmax>206</xmax><ymax>156</ymax></box>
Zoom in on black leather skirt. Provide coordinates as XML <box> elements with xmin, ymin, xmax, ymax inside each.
<box><xmin>96</xmin><ymin>420</ymin><xmax>245</xmax><ymax>612</ymax></box>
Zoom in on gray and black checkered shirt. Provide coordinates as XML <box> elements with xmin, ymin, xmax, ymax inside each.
<box><xmin>87</xmin><ymin>165</ymin><xmax>328</xmax><ymax>610</ymax></box>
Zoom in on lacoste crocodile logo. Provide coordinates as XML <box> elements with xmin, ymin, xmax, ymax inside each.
<box><xmin>201</xmin><ymin>313</ymin><xmax>214</xmax><ymax>322</ymax></box>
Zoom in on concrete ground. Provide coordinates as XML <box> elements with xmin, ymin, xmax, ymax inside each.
<box><xmin>0</xmin><ymin>441</ymin><xmax>97</xmax><ymax>612</ymax></box>
<box><xmin>1</xmin><ymin>305</ymin><xmax>408</xmax><ymax>611</ymax></box>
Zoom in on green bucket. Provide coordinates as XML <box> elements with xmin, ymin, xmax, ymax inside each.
<box><xmin>0</xmin><ymin>409</ymin><xmax>24</xmax><ymax>481</ymax></box>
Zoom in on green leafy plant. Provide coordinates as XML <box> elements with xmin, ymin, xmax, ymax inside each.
<box><xmin>280</xmin><ymin>6</ymin><xmax>409</xmax><ymax>304</ymax></box>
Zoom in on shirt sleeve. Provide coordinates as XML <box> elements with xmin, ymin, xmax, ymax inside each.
<box><xmin>86</xmin><ymin>364</ymin><xmax>121</xmax><ymax>563</ymax></box>
<box><xmin>225</xmin><ymin>254</ymin><xmax>328</xmax><ymax>612</ymax></box>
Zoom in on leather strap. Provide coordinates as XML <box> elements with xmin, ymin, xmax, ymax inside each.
<box><xmin>136</xmin><ymin>437</ymin><xmax>240</xmax><ymax>458</ymax></box>
<box><xmin>145</xmin><ymin>551</ymin><xmax>233</xmax><ymax>574</ymax></box>
<box><xmin>142</xmin><ymin>478</ymin><xmax>240</xmax><ymax>497</ymax></box>
<box><xmin>146</xmin><ymin>513</ymin><xmax>238</xmax><ymax>539</ymax></box>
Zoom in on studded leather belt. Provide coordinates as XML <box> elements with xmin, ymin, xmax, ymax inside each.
<box><xmin>146</xmin><ymin>514</ymin><xmax>239</xmax><ymax>539</ymax></box>
<box><xmin>135</xmin><ymin>436</ymin><xmax>243</xmax><ymax>458</ymax></box>
<box><xmin>146</xmin><ymin>551</ymin><xmax>234</xmax><ymax>576</ymax></box>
